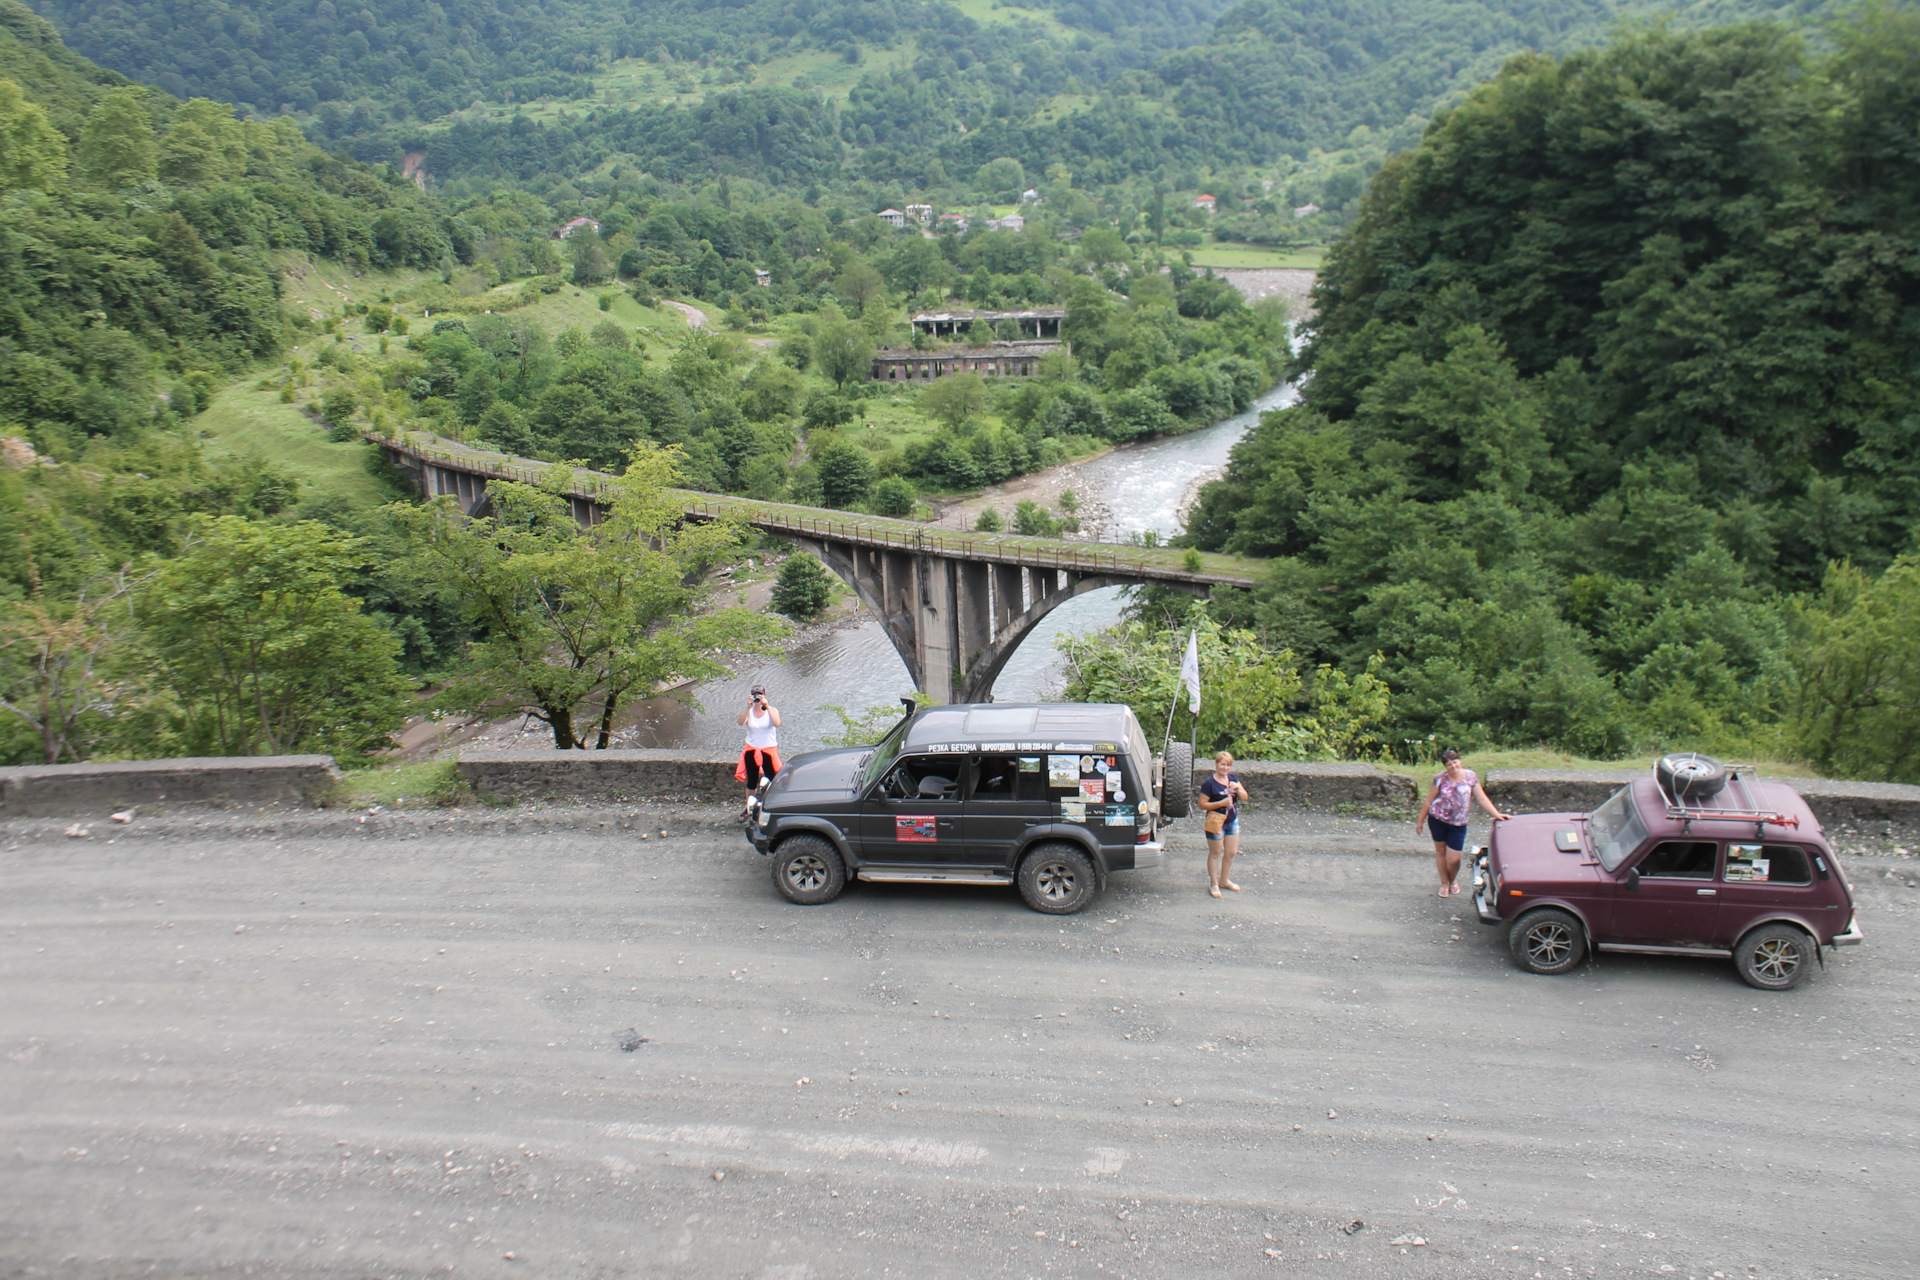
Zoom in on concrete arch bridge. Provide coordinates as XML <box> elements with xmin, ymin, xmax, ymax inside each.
<box><xmin>377</xmin><ymin>435</ymin><xmax>1260</xmax><ymax>703</ymax></box>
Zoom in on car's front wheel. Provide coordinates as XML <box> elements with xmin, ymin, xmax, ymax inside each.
<box><xmin>1734</xmin><ymin>923</ymin><xmax>1814</xmax><ymax>990</ymax></box>
<box><xmin>1018</xmin><ymin>842</ymin><xmax>1096</xmax><ymax>915</ymax></box>
<box><xmin>1509</xmin><ymin>907</ymin><xmax>1586</xmax><ymax>974</ymax></box>
<box><xmin>772</xmin><ymin>835</ymin><xmax>846</xmax><ymax>905</ymax></box>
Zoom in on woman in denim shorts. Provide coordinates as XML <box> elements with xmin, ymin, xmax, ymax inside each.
<box><xmin>1416</xmin><ymin>748</ymin><xmax>1508</xmax><ymax>896</ymax></box>
<box><xmin>1198</xmin><ymin>751</ymin><xmax>1250</xmax><ymax>899</ymax></box>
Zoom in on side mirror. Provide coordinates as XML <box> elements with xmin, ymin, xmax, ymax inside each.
<box><xmin>1624</xmin><ymin>868</ymin><xmax>1640</xmax><ymax>890</ymax></box>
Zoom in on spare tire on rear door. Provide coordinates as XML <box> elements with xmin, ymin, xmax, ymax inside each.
<box><xmin>1161</xmin><ymin>742</ymin><xmax>1193</xmax><ymax>818</ymax></box>
<box><xmin>1656</xmin><ymin>752</ymin><xmax>1728</xmax><ymax>800</ymax></box>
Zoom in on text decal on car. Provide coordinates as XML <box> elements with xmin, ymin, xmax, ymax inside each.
<box><xmin>896</xmin><ymin>816</ymin><xmax>938</xmax><ymax>842</ymax></box>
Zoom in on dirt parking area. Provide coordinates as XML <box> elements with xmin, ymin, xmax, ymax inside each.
<box><xmin>1</xmin><ymin>808</ymin><xmax>1913</xmax><ymax>1277</ymax></box>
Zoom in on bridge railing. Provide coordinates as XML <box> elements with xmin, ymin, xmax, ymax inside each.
<box><xmin>678</xmin><ymin>498</ymin><xmax>1195</xmax><ymax>580</ymax></box>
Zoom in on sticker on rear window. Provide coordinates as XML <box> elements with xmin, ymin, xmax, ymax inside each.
<box><xmin>1726</xmin><ymin>844</ymin><xmax>1770</xmax><ymax>881</ymax></box>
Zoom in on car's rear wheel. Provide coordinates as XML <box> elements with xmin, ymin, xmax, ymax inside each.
<box><xmin>1656</xmin><ymin>752</ymin><xmax>1728</xmax><ymax>800</ymax></box>
<box><xmin>1734</xmin><ymin>923</ymin><xmax>1814</xmax><ymax>991</ymax></box>
<box><xmin>1018</xmin><ymin>842</ymin><xmax>1096</xmax><ymax>915</ymax></box>
<box><xmin>1509</xmin><ymin>908</ymin><xmax>1586</xmax><ymax>974</ymax></box>
<box><xmin>772</xmin><ymin>835</ymin><xmax>845</xmax><ymax>905</ymax></box>
<box><xmin>1161</xmin><ymin>742</ymin><xmax>1193</xmax><ymax>818</ymax></box>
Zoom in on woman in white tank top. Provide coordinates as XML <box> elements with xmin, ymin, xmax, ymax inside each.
<box><xmin>736</xmin><ymin>684</ymin><xmax>782</xmax><ymax>816</ymax></box>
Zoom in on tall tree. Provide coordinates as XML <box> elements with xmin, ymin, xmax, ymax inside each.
<box><xmin>143</xmin><ymin>517</ymin><xmax>412</xmax><ymax>758</ymax></box>
<box><xmin>0</xmin><ymin>78</ymin><xmax>66</xmax><ymax>192</ymax></box>
<box><xmin>77</xmin><ymin>87</ymin><xmax>157</xmax><ymax>187</ymax></box>
<box><xmin>391</xmin><ymin>446</ymin><xmax>783</xmax><ymax>750</ymax></box>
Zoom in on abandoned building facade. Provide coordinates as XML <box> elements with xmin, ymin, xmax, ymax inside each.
<box><xmin>871</xmin><ymin>340</ymin><xmax>1064</xmax><ymax>382</ymax></box>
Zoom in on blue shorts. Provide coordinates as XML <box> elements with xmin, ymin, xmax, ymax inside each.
<box><xmin>1427</xmin><ymin>815</ymin><xmax>1467</xmax><ymax>851</ymax></box>
<box><xmin>1204</xmin><ymin>814</ymin><xmax>1240</xmax><ymax>841</ymax></box>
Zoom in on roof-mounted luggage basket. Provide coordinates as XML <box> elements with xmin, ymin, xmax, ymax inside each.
<box><xmin>1655</xmin><ymin>756</ymin><xmax>1798</xmax><ymax>836</ymax></box>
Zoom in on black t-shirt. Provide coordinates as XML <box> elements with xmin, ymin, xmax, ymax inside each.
<box><xmin>1199</xmin><ymin>772</ymin><xmax>1240</xmax><ymax>821</ymax></box>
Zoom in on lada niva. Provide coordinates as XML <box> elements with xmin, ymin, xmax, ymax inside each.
<box><xmin>1472</xmin><ymin>755</ymin><xmax>1863</xmax><ymax>989</ymax></box>
<box><xmin>745</xmin><ymin>701</ymin><xmax>1190</xmax><ymax>914</ymax></box>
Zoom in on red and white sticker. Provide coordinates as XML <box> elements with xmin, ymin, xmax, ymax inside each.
<box><xmin>896</xmin><ymin>816</ymin><xmax>938</xmax><ymax>843</ymax></box>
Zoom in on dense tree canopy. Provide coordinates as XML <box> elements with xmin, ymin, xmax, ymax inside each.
<box><xmin>1185</xmin><ymin>12</ymin><xmax>1920</xmax><ymax>763</ymax></box>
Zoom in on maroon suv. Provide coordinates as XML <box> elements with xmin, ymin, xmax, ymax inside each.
<box><xmin>1471</xmin><ymin>755</ymin><xmax>1864</xmax><ymax>989</ymax></box>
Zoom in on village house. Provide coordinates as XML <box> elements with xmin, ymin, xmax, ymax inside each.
<box><xmin>905</xmin><ymin>203</ymin><xmax>933</xmax><ymax>225</ymax></box>
<box><xmin>876</xmin><ymin>208</ymin><xmax>907</xmax><ymax>228</ymax></box>
<box><xmin>910</xmin><ymin>307</ymin><xmax>1065</xmax><ymax>340</ymax></box>
<box><xmin>1293</xmin><ymin>203</ymin><xmax>1322</xmax><ymax>218</ymax></box>
<box><xmin>937</xmin><ymin>212</ymin><xmax>969</xmax><ymax>231</ymax></box>
<box><xmin>555</xmin><ymin>217</ymin><xmax>601</xmax><ymax>238</ymax></box>
<box><xmin>753</xmin><ymin>269</ymin><xmax>772</xmax><ymax>286</ymax></box>
<box><xmin>1192</xmin><ymin>193</ymin><xmax>1216</xmax><ymax>213</ymax></box>
<box><xmin>984</xmin><ymin>213</ymin><xmax>1025</xmax><ymax>232</ymax></box>
<box><xmin>871</xmin><ymin>340</ymin><xmax>1063</xmax><ymax>382</ymax></box>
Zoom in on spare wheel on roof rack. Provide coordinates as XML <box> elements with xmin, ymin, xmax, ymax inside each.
<box><xmin>1656</xmin><ymin>752</ymin><xmax>1728</xmax><ymax>800</ymax></box>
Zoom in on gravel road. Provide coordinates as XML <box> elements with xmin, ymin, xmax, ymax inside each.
<box><xmin>2</xmin><ymin>811</ymin><xmax>1913</xmax><ymax>1278</ymax></box>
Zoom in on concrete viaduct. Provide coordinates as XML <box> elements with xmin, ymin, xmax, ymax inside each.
<box><xmin>376</xmin><ymin>434</ymin><xmax>1259</xmax><ymax>704</ymax></box>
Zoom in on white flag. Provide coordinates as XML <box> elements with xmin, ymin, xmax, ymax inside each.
<box><xmin>1178</xmin><ymin>628</ymin><xmax>1201</xmax><ymax>714</ymax></box>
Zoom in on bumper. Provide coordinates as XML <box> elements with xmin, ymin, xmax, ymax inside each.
<box><xmin>1470</xmin><ymin>848</ymin><xmax>1501</xmax><ymax>925</ymax></box>
<box><xmin>1831</xmin><ymin>914</ymin><xmax>1864</xmax><ymax>947</ymax></box>
<box><xmin>1132</xmin><ymin>840</ymin><xmax>1164</xmax><ymax>870</ymax></box>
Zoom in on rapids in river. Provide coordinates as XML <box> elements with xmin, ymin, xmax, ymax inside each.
<box><xmin>619</xmin><ymin>378</ymin><xmax>1298</xmax><ymax>752</ymax></box>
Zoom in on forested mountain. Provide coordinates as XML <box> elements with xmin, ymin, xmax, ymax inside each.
<box><xmin>24</xmin><ymin>0</ymin><xmax>1852</xmax><ymax>195</ymax></box>
<box><xmin>1184</xmin><ymin>11</ymin><xmax>1920</xmax><ymax>774</ymax></box>
<box><xmin>24</xmin><ymin>0</ymin><xmax>1232</xmax><ymax>125</ymax></box>
<box><xmin>0</xmin><ymin>0</ymin><xmax>460</xmax><ymax>456</ymax></box>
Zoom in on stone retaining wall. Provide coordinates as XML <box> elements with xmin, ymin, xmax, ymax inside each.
<box><xmin>0</xmin><ymin>756</ymin><xmax>341</xmax><ymax>818</ymax></box>
<box><xmin>1218</xmin><ymin>760</ymin><xmax>1415</xmax><ymax>811</ymax></box>
<box><xmin>5</xmin><ymin>751</ymin><xmax>1916</xmax><ymax>843</ymax></box>
<box><xmin>456</xmin><ymin>749</ymin><xmax>740</xmax><ymax>804</ymax></box>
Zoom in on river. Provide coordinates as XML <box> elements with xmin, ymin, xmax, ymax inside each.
<box><xmin>609</xmin><ymin>377</ymin><xmax>1299</xmax><ymax>753</ymax></box>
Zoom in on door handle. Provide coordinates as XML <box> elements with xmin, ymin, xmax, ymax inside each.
<box><xmin>1696</xmin><ymin>888</ymin><xmax>1717</xmax><ymax>896</ymax></box>
<box><xmin>939</xmin><ymin>819</ymin><xmax>955</xmax><ymax>827</ymax></box>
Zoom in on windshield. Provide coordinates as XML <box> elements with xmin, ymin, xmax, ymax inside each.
<box><xmin>1588</xmin><ymin>786</ymin><xmax>1648</xmax><ymax>872</ymax></box>
<box><xmin>859</xmin><ymin>714</ymin><xmax>912</xmax><ymax>791</ymax></box>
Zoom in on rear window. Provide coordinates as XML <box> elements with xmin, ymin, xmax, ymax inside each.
<box><xmin>1726</xmin><ymin>844</ymin><xmax>1814</xmax><ymax>886</ymax></box>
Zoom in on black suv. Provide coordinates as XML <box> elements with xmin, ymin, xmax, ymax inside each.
<box><xmin>746</xmin><ymin>702</ymin><xmax>1192</xmax><ymax>914</ymax></box>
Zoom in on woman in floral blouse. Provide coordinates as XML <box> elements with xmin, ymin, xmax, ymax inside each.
<box><xmin>1416</xmin><ymin>748</ymin><xmax>1509</xmax><ymax>896</ymax></box>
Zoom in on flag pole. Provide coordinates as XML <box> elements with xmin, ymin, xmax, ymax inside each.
<box><xmin>1169</xmin><ymin>627</ymin><xmax>1201</xmax><ymax>751</ymax></box>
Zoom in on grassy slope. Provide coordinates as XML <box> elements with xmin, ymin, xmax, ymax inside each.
<box><xmin>197</xmin><ymin>386</ymin><xmax>395</xmax><ymax>508</ymax></box>
<box><xmin>201</xmin><ymin>260</ymin><xmax>704</xmax><ymax>511</ymax></box>
<box><xmin>1186</xmin><ymin>243</ymin><xmax>1325</xmax><ymax>269</ymax></box>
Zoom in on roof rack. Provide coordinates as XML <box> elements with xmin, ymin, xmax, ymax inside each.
<box><xmin>1656</xmin><ymin>760</ymin><xmax>1799</xmax><ymax>835</ymax></box>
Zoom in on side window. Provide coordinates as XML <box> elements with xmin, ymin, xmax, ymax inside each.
<box><xmin>1636</xmin><ymin>840</ymin><xmax>1718</xmax><ymax>879</ymax></box>
<box><xmin>971</xmin><ymin>755</ymin><xmax>1046</xmax><ymax>802</ymax></box>
<box><xmin>1725</xmin><ymin>844</ymin><xmax>1813</xmax><ymax>886</ymax></box>
<box><xmin>877</xmin><ymin>756</ymin><xmax>962</xmax><ymax>801</ymax></box>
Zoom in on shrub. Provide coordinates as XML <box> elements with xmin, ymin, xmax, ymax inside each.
<box><xmin>771</xmin><ymin>553</ymin><xmax>834</xmax><ymax>622</ymax></box>
<box><xmin>871</xmin><ymin>476</ymin><xmax>916</xmax><ymax>518</ymax></box>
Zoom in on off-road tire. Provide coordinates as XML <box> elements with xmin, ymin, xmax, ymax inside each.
<box><xmin>1017</xmin><ymin>842</ymin><xmax>1097</xmax><ymax>915</ymax></box>
<box><xmin>1509</xmin><ymin>907</ymin><xmax>1586</xmax><ymax>975</ymax></box>
<box><xmin>1734</xmin><ymin>923</ymin><xmax>1814</xmax><ymax>991</ymax></box>
<box><xmin>772</xmin><ymin>835</ymin><xmax>846</xmax><ymax>906</ymax></box>
<box><xmin>1161</xmin><ymin>742</ymin><xmax>1194</xmax><ymax>818</ymax></box>
<box><xmin>1656</xmin><ymin>752</ymin><xmax>1729</xmax><ymax>800</ymax></box>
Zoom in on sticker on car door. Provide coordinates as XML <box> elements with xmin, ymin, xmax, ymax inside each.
<box><xmin>896</xmin><ymin>815</ymin><xmax>938</xmax><ymax>842</ymax></box>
